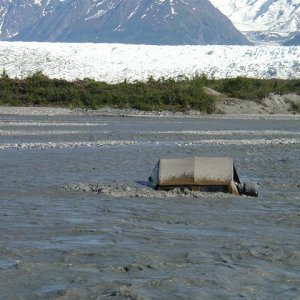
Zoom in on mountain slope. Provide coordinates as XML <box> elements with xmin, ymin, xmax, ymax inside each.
<box><xmin>208</xmin><ymin>0</ymin><xmax>300</xmax><ymax>45</ymax></box>
<box><xmin>1</xmin><ymin>0</ymin><xmax>251</xmax><ymax>45</ymax></box>
<box><xmin>0</xmin><ymin>0</ymin><xmax>62</xmax><ymax>40</ymax></box>
<box><xmin>284</xmin><ymin>33</ymin><xmax>300</xmax><ymax>46</ymax></box>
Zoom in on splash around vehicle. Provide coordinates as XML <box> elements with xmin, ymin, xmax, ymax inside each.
<box><xmin>148</xmin><ymin>156</ymin><xmax>258</xmax><ymax>197</ymax></box>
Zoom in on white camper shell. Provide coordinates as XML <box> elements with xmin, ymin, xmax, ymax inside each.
<box><xmin>148</xmin><ymin>156</ymin><xmax>258</xmax><ymax>196</ymax></box>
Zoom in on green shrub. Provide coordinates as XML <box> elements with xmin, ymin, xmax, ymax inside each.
<box><xmin>1</xmin><ymin>72</ymin><xmax>300</xmax><ymax>113</ymax></box>
<box><xmin>291</xmin><ymin>101</ymin><xmax>300</xmax><ymax>113</ymax></box>
<box><xmin>209</xmin><ymin>77</ymin><xmax>300</xmax><ymax>102</ymax></box>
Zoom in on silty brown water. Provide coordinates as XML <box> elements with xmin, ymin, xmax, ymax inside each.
<box><xmin>0</xmin><ymin>114</ymin><xmax>299</xmax><ymax>299</ymax></box>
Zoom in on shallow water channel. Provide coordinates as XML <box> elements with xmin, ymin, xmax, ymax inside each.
<box><xmin>0</xmin><ymin>115</ymin><xmax>299</xmax><ymax>299</ymax></box>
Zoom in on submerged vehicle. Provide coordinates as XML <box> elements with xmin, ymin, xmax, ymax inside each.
<box><xmin>148</xmin><ymin>156</ymin><xmax>258</xmax><ymax>197</ymax></box>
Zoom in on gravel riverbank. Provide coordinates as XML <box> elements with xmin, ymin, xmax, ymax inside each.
<box><xmin>0</xmin><ymin>102</ymin><xmax>299</xmax><ymax>119</ymax></box>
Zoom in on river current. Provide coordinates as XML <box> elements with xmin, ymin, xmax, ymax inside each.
<box><xmin>0</xmin><ymin>114</ymin><xmax>299</xmax><ymax>299</ymax></box>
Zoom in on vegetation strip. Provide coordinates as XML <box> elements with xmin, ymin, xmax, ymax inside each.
<box><xmin>1</xmin><ymin>71</ymin><xmax>300</xmax><ymax>113</ymax></box>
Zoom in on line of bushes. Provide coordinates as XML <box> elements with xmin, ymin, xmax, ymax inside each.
<box><xmin>1</xmin><ymin>71</ymin><xmax>300</xmax><ymax>112</ymax></box>
<box><xmin>0</xmin><ymin>71</ymin><xmax>215</xmax><ymax>113</ymax></box>
<box><xmin>208</xmin><ymin>77</ymin><xmax>300</xmax><ymax>102</ymax></box>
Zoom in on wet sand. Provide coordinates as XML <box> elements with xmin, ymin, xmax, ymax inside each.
<box><xmin>0</xmin><ymin>114</ymin><xmax>299</xmax><ymax>299</ymax></box>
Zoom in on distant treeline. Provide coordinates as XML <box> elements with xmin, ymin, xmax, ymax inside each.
<box><xmin>0</xmin><ymin>70</ymin><xmax>300</xmax><ymax>113</ymax></box>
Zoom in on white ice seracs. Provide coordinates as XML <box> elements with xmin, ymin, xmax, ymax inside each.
<box><xmin>0</xmin><ymin>42</ymin><xmax>300</xmax><ymax>82</ymax></box>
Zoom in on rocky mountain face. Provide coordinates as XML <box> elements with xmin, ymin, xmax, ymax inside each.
<box><xmin>0</xmin><ymin>0</ymin><xmax>62</xmax><ymax>39</ymax></box>
<box><xmin>208</xmin><ymin>0</ymin><xmax>300</xmax><ymax>45</ymax></box>
<box><xmin>0</xmin><ymin>0</ymin><xmax>251</xmax><ymax>45</ymax></box>
<box><xmin>284</xmin><ymin>33</ymin><xmax>300</xmax><ymax>46</ymax></box>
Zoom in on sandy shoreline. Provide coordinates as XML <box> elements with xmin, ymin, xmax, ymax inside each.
<box><xmin>0</xmin><ymin>106</ymin><xmax>74</xmax><ymax>116</ymax></box>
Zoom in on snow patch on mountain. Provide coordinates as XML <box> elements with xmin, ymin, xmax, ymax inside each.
<box><xmin>34</xmin><ymin>0</ymin><xmax>42</xmax><ymax>5</ymax></box>
<box><xmin>0</xmin><ymin>42</ymin><xmax>299</xmax><ymax>83</ymax></box>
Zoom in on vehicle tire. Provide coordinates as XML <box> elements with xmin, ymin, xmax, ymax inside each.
<box><xmin>241</xmin><ymin>182</ymin><xmax>258</xmax><ymax>197</ymax></box>
<box><xmin>237</xmin><ymin>183</ymin><xmax>244</xmax><ymax>194</ymax></box>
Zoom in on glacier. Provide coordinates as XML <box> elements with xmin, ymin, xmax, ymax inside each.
<box><xmin>0</xmin><ymin>42</ymin><xmax>300</xmax><ymax>83</ymax></box>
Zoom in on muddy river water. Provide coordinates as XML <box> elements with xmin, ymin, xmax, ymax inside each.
<box><xmin>0</xmin><ymin>114</ymin><xmax>299</xmax><ymax>299</ymax></box>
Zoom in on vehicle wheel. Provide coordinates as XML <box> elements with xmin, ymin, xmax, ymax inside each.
<box><xmin>237</xmin><ymin>183</ymin><xmax>244</xmax><ymax>194</ymax></box>
<box><xmin>241</xmin><ymin>182</ymin><xmax>258</xmax><ymax>197</ymax></box>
